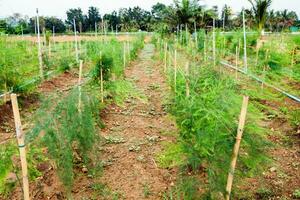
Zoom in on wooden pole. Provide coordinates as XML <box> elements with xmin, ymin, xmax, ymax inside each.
<box><xmin>194</xmin><ymin>21</ymin><xmax>198</xmax><ymax>48</ymax></box>
<box><xmin>185</xmin><ymin>24</ymin><xmax>188</xmax><ymax>46</ymax></box>
<box><xmin>225</xmin><ymin>96</ymin><xmax>249</xmax><ymax>200</ymax></box>
<box><xmin>21</xmin><ymin>25</ymin><xmax>24</xmax><ymax>40</ymax></box>
<box><xmin>48</xmin><ymin>41</ymin><xmax>51</xmax><ymax>57</ymax></box>
<box><xmin>204</xmin><ymin>33</ymin><xmax>207</xmax><ymax>62</ymax></box>
<box><xmin>127</xmin><ymin>41</ymin><xmax>130</xmax><ymax>61</ymax></box>
<box><xmin>243</xmin><ymin>9</ymin><xmax>248</xmax><ymax>73</ymax></box>
<box><xmin>180</xmin><ymin>25</ymin><xmax>182</xmax><ymax>44</ymax></box>
<box><xmin>262</xmin><ymin>50</ymin><xmax>269</xmax><ymax>90</ymax></box>
<box><xmin>213</xmin><ymin>18</ymin><xmax>216</xmax><ymax>67</ymax></box>
<box><xmin>100</xmin><ymin>69</ymin><xmax>104</xmax><ymax>103</ymax></box>
<box><xmin>95</xmin><ymin>22</ymin><xmax>97</xmax><ymax>37</ymax></box>
<box><xmin>174</xmin><ymin>50</ymin><xmax>177</xmax><ymax>92</ymax></box>
<box><xmin>52</xmin><ymin>26</ymin><xmax>55</xmax><ymax>51</ymax></box>
<box><xmin>123</xmin><ymin>42</ymin><xmax>126</xmax><ymax>69</ymax></box>
<box><xmin>73</xmin><ymin>18</ymin><xmax>79</xmax><ymax>63</ymax></box>
<box><xmin>11</xmin><ymin>94</ymin><xmax>30</xmax><ymax>200</ymax></box>
<box><xmin>36</xmin><ymin>8</ymin><xmax>44</xmax><ymax>80</ymax></box>
<box><xmin>291</xmin><ymin>46</ymin><xmax>295</xmax><ymax>67</ymax></box>
<box><xmin>185</xmin><ymin>62</ymin><xmax>190</xmax><ymax>97</ymax></box>
<box><xmin>78</xmin><ymin>60</ymin><xmax>83</xmax><ymax>110</ymax></box>
<box><xmin>164</xmin><ymin>43</ymin><xmax>167</xmax><ymax>73</ymax></box>
<box><xmin>235</xmin><ymin>46</ymin><xmax>238</xmax><ymax>81</ymax></box>
<box><xmin>100</xmin><ymin>52</ymin><xmax>104</xmax><ymax>103</ymax></box>
<box><xmin>255</xmin><ymin>47</ymin><xmax>260</xmax><ymax>66</ymax></box>
<box><xmin>262</xmin><ymin>65</ymin><xmax>266</xmax><ymax>90</ymax></box>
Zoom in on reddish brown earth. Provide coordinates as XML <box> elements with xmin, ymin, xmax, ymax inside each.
<box><xmin>0</xmin><ymin>71</ymin><xmax>80</xmax><ymax>145</ymax></box>
<box><xmin>96</xmin><ymin>44</ymin><xmax>177</xmax><ymax>199</ymax></box>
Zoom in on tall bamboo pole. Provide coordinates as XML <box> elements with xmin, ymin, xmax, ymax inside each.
<box><xmin>243</xmin><ymin>9</ymin><xmax>248</xmax><ymax>73</ymax></box>
<box><xmin>123</xmin><ymin>42</ymin><xmax>126</xmax><ymax>69</ymax></box>
<box><xmin>73</xmin><ymin>18</ymin><xmax>79</xmax><ymax>63</ymax></box>
<box><xmin>185</xmin><ymin>62</ymin><xmax>190</xmax><ymax>97</ymax></box>
<box><xmin>164</xmin><ymin>43</ymin><xmax>167</xmax><ymax>73</ymax></box>
<box><xmin>204</xmin><ymin>33</ymin><xmax>207</xmax><ymax>62</ymax></box>
<box><xmin>95</xmin><ymin>22</ymin><xmax>97</xmax><ymax>37</ymax></box>
<box><xmin>100</xmin><ymin>52</ymin><xmax>104</xmax><ymax>103</ymax></box>
<box><xmin>194</xmin><ymin>21</ymin><xmax>198</xmax><ymax>48</ymax></box>
<box><xmin>78</xmin><ymin>60</ymin><xmax>83</xmax><ymax>110</ymax></box>
<box><xmin>225</xmin><ymin>96</ymin><xmax>249</xmax><ymax>200</ymax></box>
<box><xmin>36</xmin><ymin>8</ymin><xmax>44</xmax><ymax>80</ymax></box>
<box><xmin>213</xmin><ymin>18</ymin><xmax>216</xmax><ymax>67</ymax></box>
<box><xmin>235</xmin><ymin>46</ymin><xmax>238</xmax><ymax>80</ymax></box>
<box><xmin>174</xmin><ymin>50</ymin><xmax>177</xmax><ymax>92</ymax></box>
<box><xmin>11</xmin><ymin>94</ymin><xmax>30</xmax><ymax>200</ymax></box>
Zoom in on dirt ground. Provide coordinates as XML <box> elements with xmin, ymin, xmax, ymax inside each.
<box><xmin>8</xmin><ymin>34</ymin><xmax>149</xmax><ymax>43</ymax></box>
<box><xmin>96</xmin><ymin>44</ymin><xmax>177</xmax><ymax>199</ymax></box>
<box><xmin>0</xmin><ymin>70</ymin><xmax>82</xmax><ymax>145</ymax></box>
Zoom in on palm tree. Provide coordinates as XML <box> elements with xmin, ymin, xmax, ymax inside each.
<box><xmin>248</xmin><ymin>0</ymin><xmax>272</xmax><ymax>35</ymax></box>
<box><xmin>172</xmin><ymin>0</ymin><xmax>202</xmax><ymax>29</ymax></box>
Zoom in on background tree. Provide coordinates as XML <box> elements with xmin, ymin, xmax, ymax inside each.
<box><xmin>66</xmin><ymin>8</ymin><xmax>84</xmax><ymax>32</ymax></box>
<box><xmin>103</xmin><ymin>11</ymin><xmax>121</xmax><ymax>32</ymax></box>
<box><xmin>87</xmin><ymin>6</ymin><xmax>101</xmax><ymax>32</ymax></box>
<box><xmin>45</xmin><ymin>17</ymin><xmax>66</xmax><ymax>33</ymax></box>
<box><xmin>221</xmin><ymin>5</ymin><xmax>233</xmax><ymax>30</ymax></box>
<box><xmin>248</xmin><ymin>0</ymin><xmax>272</xmax><ymax>35</ymax></box>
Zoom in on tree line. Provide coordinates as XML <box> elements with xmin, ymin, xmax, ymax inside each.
<box><xmin>0</xmin><ymin>0</ymin><xmax>299</xmax><ymax>35</ymax></box>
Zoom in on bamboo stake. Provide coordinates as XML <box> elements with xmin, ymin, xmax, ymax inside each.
<box><xmin>3</xmin><ymin>81</ymin><xmax>7</xmax><ymax>102</ymax></box>
<box><xmin>127</xmin><ymin>41</ymin><xmax>130</xmax><ymax>61</ymax></box>
<box><xmin>225</xmin><ymin>96</ymin><xmax>249</xmax><ymax>200</ymax></box>
<box><xmin>255</xmin><ymin>47</ymin><xmax>260</xmax><ymax>66</ymax></box>
<box><xmin>95</xmin><ymin>22</ymin><xmax>97</xmax><ymax>37</ymax></box>
<box><xmin>185</xmin><ymin>62</ymin><xmax>190</xmax><ymax>97</ymax></box>
<box><xmin>123</xmin><ymin>42</ymin><xmax>126</xmax><ymax>69</ymax></box>
<box><xmin>262</xmin><ymin>65</ymin><xmax>266</xmax><ymax>90</ymax></box>
<box><xmin>43</xmin><ymin>27</ymin><xmax>46</xmax><ymax>46</ymax></box>
<box><xmin>235</xmin><ymin>46</ymin><xmax>238</xmax><ymax>80</ymax></box>
<box><xmin>262</xmin><ymin>50</ymin><xmax>269</xmax><ymax>90</ymax></box>
<box><xmin>11</xmin><ymin>94</ymin><xmax>30</xmax><ymax>200</ymax></box>
<box><xmin>174</xmin><ymin>50</ymin><xmax>177</xmax><ymax>92</ymax></box>
<box><xmin>185</xmin><ymin>24</ymin><xmax>188</xmax><ymax>46</ymax></box>
<box><xmin>36</xmin><ymin>8</ymin><xmax>44</xmax><ymax>80</ymax></box>
<box><xmin>101</xmin><ymin>68</ymin><xmax>104</xmax><ymax>103</ymax></box>
<box><xmin>291</xmin><ymin>46</ymin><xmax>295</xmax><ymax>67</ymax></box>
<box><xmin>180</xmin><ymin>25</ymin><xmax>183</xmax><ymax>44</ymax></box>
<box><xmin>243</xmin><ymin>9</ymin><xmax>248</xmax><ymax>73</ymax></box>
<box><xmin>164</xmin><ymin>43</ymin><xmax>167</xmax><ymax>73</ymax></box>
<box><xmin>204</xmin><ymin>34</ymin><xmax>207</xmax><ymax>62</ymax></box>
<box><xmin>213</xmin><ymin>18</ymin><xmax>216</xmax><ymax>67</ymax></box>
<box><xmin>194</xmin><ymin>21</ymin><xmax>198</xmax><ymax>48</ymax></box>
<box><xmin>48</xmin><ymin>41</ymin><xmax>51</xmax><ymax>57</ymax></box>
<box><xmin>73</xmin><ymin>18</ymin><xmax>79</xmax><ymax>63</ymax></box>
<box><xmin>100</xmin><ymin>52</ymin><xmax>104</xmax><ymax>103</ymax></box>
<box><xmin>52</xmin><ymin>26</ymin><xmax>55</xmax><ymax>51</ymax></box>
<box><xmin>78</xmin><ymin>60</ymin><xmax>83</xmax><ymax>110</ymax></box>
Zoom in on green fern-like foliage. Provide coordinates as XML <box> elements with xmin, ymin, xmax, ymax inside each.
<box><xmin>168</xmin><ymin>65</ymin><xmax>269</xmax><ymax>196</ymax></box>
<box><xmin>26</xmin><ymin>88</ymin><xmax>100</xmax><ymax>194</ymax></box>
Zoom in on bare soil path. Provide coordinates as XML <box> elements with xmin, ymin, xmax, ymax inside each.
<box><xmin>99</xmin><ymin>44</ymin><xmax>177</xmax><ymax>199</ymax></box>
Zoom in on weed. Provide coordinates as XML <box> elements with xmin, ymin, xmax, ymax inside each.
<box><xmin>143</xmin><ymin>183</ymin><xmax>152</xmax><ymax>198</ymax></box>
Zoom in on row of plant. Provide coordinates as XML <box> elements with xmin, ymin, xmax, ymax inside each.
<box><xmin>169</xmin><ymin>29</ymin><xmax>300</xmax><ymax>97</ymax></box>
<box><xmin>0</xmin><ymin>34</ymin><xmax>145</xmax><ymax>198</ymax></box>
<box><xmin>0</xmin><ymin>35</ymin><xmax>138</xmax><ymax>98</ymax></box>
<box><xmin>173</xmin><ymin>29</ymin><xmax>300</xmax><ymax>132</ymax></box>
<box><xmin>153</xmin><ymin>34</ymin><xmax>270</xmax><ymax>199</ymax></box>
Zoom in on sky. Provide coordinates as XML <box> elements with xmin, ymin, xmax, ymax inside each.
<box><xmin>0</xmin><ymin>0</ymin><xmax>299</xmax><ymax>19</ymax></box>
